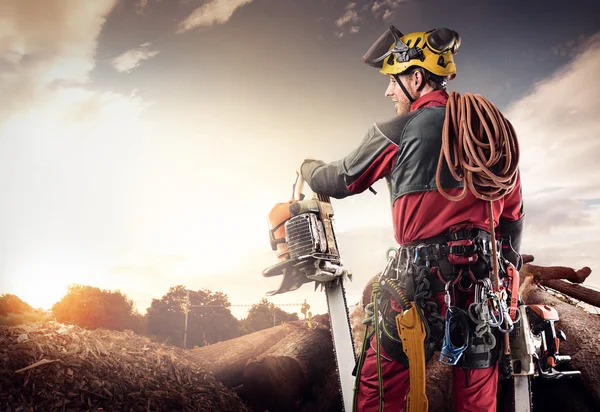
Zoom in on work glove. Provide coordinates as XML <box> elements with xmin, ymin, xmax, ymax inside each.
<box><xmin>299</xmin><ymin>158</ymin><xmax>322</xmax><ymax>180</ymax></box>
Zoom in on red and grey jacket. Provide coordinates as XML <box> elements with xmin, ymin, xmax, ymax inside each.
<box><xmin>300</xmin><ymin>90</ymin><xmax>524</xmax><ymax>247</ymax></box>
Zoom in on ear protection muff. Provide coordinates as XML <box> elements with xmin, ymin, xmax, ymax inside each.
<box><xmin>427</xmin><ymin>28</ymin><xmax>461</xmax><ymax>55</ymax></box>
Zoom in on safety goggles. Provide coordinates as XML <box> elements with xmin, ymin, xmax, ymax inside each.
<box><xmin>362</xmin><ymin>26</ymin><xmax>418</xmax><ymax>69</ymax></box>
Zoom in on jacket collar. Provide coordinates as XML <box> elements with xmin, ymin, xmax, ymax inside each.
<box><xmin>410</xmin><ymin>90</ymin><xmax>449</xmax><ymax>111</ymax></box>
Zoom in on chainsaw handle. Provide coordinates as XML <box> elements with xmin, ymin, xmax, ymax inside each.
<box><xmin>293</xmin><ymin>169</ymin><xmax>305</xmax><ymax>201</ymax></box>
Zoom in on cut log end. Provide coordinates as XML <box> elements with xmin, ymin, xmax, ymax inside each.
<box><xmin>243</xmin><ymin>356</ymin><xmax>307</xmax><ymax>398</ymax></box>
<box><xmin>521</xmin><ymin>263</ymin><xmax>592</xmax><ymax>285</ymax></box>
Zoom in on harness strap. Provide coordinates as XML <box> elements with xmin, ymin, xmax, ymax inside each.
<box><xmin>505</xmin><ymin>264</ymin><xmax>520</xmax><ymax>321</ymax></box>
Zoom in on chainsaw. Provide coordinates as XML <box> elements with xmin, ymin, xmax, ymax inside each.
<box><xmin>506</xmin><ymin>302</ymin><xmax>581</xmax><ymax>411</ymax></box>
<box><xmin>263</xmin><ymin>171</ymin><xmax>356</xmax><ymax>412</ymax></box>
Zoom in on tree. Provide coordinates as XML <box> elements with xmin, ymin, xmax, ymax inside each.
<box><xmin>240</xmin><ymin>298</ymin><xmax>299</xmax><ymax>333</ymax></box>
<box><xmin>145</xmin><ymin>286</ymin><xmax>241</xmax><ymax>348</ymax></box>
<box><xmin>0</xmin><ymin>294</ymin><xmax>33</xmax><ymax>316</ymax></box>
<box><xmin>52</xmin><ymin>284</ymin><xmax>142</xmax><ymax>332</ymax></box>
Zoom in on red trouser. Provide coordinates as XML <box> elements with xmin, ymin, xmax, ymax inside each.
<box><xmin>355</xmin><ymin>292</ymin><xmax>499</xmax><ymax>412</ymax></box>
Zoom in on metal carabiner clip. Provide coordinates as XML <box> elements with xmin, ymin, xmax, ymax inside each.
<box><xmin>439</xmin><ymin>306</ymin><xmax>469</xmax><ymax>365</ymax></box>
<box><xmin>379</xmin><ymin>248</ymin><xmax>398</xmax><ymax>281</ymax></box>
<box><xmin>444</xmin><ymin>281</ymin><xmax>452</xmax><ymax>307</ymax></box>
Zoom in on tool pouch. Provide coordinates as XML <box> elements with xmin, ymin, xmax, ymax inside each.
<box><xmin>459</xmin><ymin>329</ymin><xmax>500</xmax><ymax>369</ymax></box>
<box><xmin>380</xmin><ymin>329</ymin><xmax>410</xmax><ymax>366</ymax></box>
<box><xmin>379</xmin><ymin>326</ymin><xmax>440</xmax><ymax>367</ymax></box>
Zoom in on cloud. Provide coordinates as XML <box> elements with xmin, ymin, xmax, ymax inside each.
<box><xmin>0</xmin><ymin>0</ymin><xmax>118</xmax><ymax>122</ymax></box>
<box><xmin>335</xmin><ymin>0</ymin><xmax>407</xmax><ymax>37</ymax></box>
<box><xmin>136</xmin><ymin>0</ymin><xmax>149</xmax><ymax>15</ymax></box>
<box><xmin>507</xmin><ymin>33</ymin><xmax>600</xmax><ymax>213</ymax></box>
<box><xmin>336</xmin><ymin>10</ymin><xmax>359</xmax><ymax>28</ymax></box>
<box><xmin>177</xmin><ymin>0</ymin><xmax>255</xmax><ymax>32</ymax></box>
<box><xmin>111</xmin><ymin>42</ymin><xmax>159</xmax><ymax>73</ymax></box>
<box><xmin>503</xmin><ymin>33</ymin><xmax>600</xmax><ymax>275</ymax></box>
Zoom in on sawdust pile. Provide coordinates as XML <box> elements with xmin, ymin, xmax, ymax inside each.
<box><xmin>0</xmin><ymin>321</ymin><xmax>251</xmax><ymax>412</ymax></box>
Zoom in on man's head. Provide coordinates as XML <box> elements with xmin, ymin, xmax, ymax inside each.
<box><xmin>363</xmin><ymin>26</ymin><xmax>460</xmax><ymax>110</ymax></box>
<box><xmin>385</xmin><ymin>67</ymin><xmax>447</xmax><ymax>114</ymax></box>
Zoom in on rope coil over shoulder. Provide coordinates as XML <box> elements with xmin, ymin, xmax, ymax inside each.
<box><xmin>437</xmin><ymin>92</ymin><xmax>520</xmax><ymax>202</ymax></box>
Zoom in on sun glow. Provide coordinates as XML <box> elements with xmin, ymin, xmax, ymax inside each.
<box><xmin>3</xmin><ymin>269</ymin><xmax>75</xmax><ymax>311</ymax></box>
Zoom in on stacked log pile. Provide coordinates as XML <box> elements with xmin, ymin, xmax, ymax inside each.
<box><xmin>0</xmin><ymin>321</ymin><xmax>249</xmax><ymax>412</ymax></box>
<box><xmin>186</xmin><ymin>314</ymin><xmax>341</xmax><ymax>412</ymax></box>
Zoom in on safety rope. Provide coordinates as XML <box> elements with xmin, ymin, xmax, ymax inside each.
<box><xmin>436</xmin><ymin>92</ymin><xmax>520</xmax><ymax>291</ymax></box>
<box><xmin>436</xmin><ymin>92</ymin><xmax>520</xmax><ymax>202</ymax></box>
<box><xmin>353</xmin><ymin>277</ymin><xmax>386</xmax><ymax>412</ymax></box>
<box><xmin>372</xmin><ymin>281</ymin><xmax>385</xmax><ymax>412</ymax></box>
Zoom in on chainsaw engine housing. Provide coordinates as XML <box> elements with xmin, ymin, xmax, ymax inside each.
<box><xmin>263</xmin><ymin>198</ymin><xmax>350</xmax><ymax>295</ymax></box>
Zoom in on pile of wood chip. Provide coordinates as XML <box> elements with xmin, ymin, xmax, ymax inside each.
<box><xmin>0</xmin><ymin>321</ymin><xmax>251</xmax><ymax>411</ymax></box>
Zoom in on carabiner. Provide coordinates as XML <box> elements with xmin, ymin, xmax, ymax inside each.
<box><xmin>439</xmin><ymin>306</ymin><xmax>469</xmax><ymax>365</ymax></box>
<box><xmin>386</xmin><ymin>247</ymin><xmax>398</xmax><ymax>260</ymax></box>
<box><xmin>378</xmin><ymin>253</ymin><xmax>396</xmax><ymax>282</ymax></box>
<box><xmin>444</xmin><ymin>281</ymin><xmax>452</xmax><ymax>307</ymax></box>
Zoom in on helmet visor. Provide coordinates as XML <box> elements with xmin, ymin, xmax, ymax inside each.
<box><xmin>362</xmin><ymin>26</ymin><xmax>409</xmax><ymax>68</ymax></box>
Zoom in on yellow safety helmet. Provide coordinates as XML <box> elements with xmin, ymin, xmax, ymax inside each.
<box><xmin>362</xmin><ymin>26</ymin><xmax>460</xmax><ymax>80</ymax></box>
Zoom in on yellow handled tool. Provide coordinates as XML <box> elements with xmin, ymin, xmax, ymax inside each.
<box><xmin>396</xmin><ymin>305</ymin><xmax>428</xmax><ymax>412</ymax></box>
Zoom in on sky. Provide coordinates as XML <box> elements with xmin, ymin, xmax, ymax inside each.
<box><xmin>1</xmin><ymin>0</ymin><xmax>600</xmax><ymax>320</ymax></box>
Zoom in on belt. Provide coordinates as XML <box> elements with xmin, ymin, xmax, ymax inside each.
<box><xmin>398</xmin><ymin>229</ymin><xmax>500</xmax><ymax>291</ymax></box>
<box><xmin>408</xmin><ymin>230</ymin><xmax>495</xmax><ymax>259</ymax></box>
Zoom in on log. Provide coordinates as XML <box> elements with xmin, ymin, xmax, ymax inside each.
<box><xmin>521</xmin><ymin>277</ymin><xmax>600</xmax><ymax>409</ymax></box>
<box><xmin>541</xmin><ymin>279</ymin><xmax>600</xmax><ymax>308</ymax></box>
<box><xmin>298</xmin><ymin>366</ymin><xmax>343</xmax><ymax>412</ymax></box>
<box><xmin>521</xmin><ymin>264</ymin><xmax>592</xmax><ymax>284</ymax></box>
<box><xmin>242</xmin><ymin>319</ymin><xmax>337</xmax><ymax>412</ymax></box>
<box><xmin>522</xmin><ymin>254</ymin><xmax>535</xmax><ymax>264</ymax></box>
<box><xmin>185</xmin><ymin>322</ymin><xmax>292</xmax><ymax>387</ymax></box>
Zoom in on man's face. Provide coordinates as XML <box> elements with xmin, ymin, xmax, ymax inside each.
<box><xmin>385</xmin><ymin>75</ymin><xmax>411</xmax><ymax>115</ymax></box>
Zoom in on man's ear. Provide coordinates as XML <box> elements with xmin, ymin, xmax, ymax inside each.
<box><xmin>414</xmin><ymin>69</ymin><xmax>425</xmax><ymax>91</ymax></box>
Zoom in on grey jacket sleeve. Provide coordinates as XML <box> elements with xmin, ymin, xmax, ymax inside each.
<box><xmin>299</xmin><ymin>121</ymin><xmax>403</xmax><ymax>199</ymax></box>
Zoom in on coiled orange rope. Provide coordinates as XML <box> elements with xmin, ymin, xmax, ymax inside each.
<box><xmin>436</xmin><ymin>92</ymin><xmax>520</xmax><ymax>201</ymax></box>
<box><xmin>436</xmin><ymin>92</ymin><xmax>520</xmax><ymax>290</ymax></box>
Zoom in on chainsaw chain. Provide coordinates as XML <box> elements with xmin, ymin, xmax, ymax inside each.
<box><xmin>324</xmin><ymin>278</ymin><xmax>355</xmax><ymax>411</ymax></box>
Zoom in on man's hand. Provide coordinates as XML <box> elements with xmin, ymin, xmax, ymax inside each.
<box><xmin>300</xmin><ymin>158</ymin><xmax>320</xmax><ymax>179</ymax></box>
<box><xmin>502</xmin><ymin>240</ymin><xmax>523</xmax><ymax>270</ymax></box>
